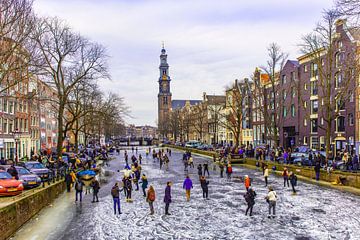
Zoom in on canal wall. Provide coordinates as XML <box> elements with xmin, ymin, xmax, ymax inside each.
<box><xmin>0</xmin><ymin>180</ymin><xmax>66</xmax><ymax>240</ymax></box>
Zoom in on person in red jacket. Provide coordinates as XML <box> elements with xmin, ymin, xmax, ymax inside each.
<box><xmin>226</xmin><ymin>164</ymin><xmax>233</xmax><ymax>180</ymax></box>
<box><xmin>244</xmin><ymin>175</ymin><xmax>251</xmax><ymax>191</ymax></box>
<box><xmin>282</xmin><ymin>167</ymin><xmax>289</xmax><ymax>187</ymax></box>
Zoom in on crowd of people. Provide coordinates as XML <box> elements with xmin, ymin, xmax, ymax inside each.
<box><xmin>101</xmin><ymin>146</ymin><xmax>301</xmax><ymax>220</ymax></box>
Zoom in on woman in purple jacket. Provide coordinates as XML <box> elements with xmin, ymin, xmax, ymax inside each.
<box><xmin>183</xmin><ymin>175</ymin><xmax>193</xmax><ymax>201</ymax></box>
<box><xmin>164</xmin><ymin>181</ymin><xmax>172</xmax><ymax>215</ymax></box>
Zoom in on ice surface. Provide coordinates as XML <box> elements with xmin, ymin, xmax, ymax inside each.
<box><xmin>11</xmin><ymin>148</ymin><xmax>360</xmax><ymax>240</ymax></box>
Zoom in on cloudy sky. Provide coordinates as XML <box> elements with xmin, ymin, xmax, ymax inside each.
<box><xmin>34</xmin><ymin>0</ymin><xmax>334</xmax><ymax>126</ymax></box>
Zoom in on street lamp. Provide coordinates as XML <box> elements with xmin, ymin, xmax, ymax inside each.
<box><xmin>12</xmin><ymin>129</ymin><xmax>20</xmax><ymax>164</ymax></box>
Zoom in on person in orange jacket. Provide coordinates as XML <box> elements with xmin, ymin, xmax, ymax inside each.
<box><xmin>244</xmin><ymin>175</ymin><xmax>251</xmax><ymax>191</ymax></box>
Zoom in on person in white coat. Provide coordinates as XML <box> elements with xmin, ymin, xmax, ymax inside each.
<box><xmin>264</xmin><ymin>165</ymin><xmax>269</xmax><ymax>187</ymax></box>
<box><xmin>265</xmin><ymin>186</ymin><xmax>277</xmax><ymax>218</ymax></box>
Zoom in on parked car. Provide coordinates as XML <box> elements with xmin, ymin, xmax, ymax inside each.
<box><xmin>16</xmin><ymin>166</ymin><xmax>42</xmax><ymax>189</ymax></box>
<box><xmin>197</xmin><ymin>144</ymin><xmax>214</xmax><ymax>151</ymax></box>
<box><xmin>0</xmin><ymin>165</ymin><xmax>42</xmax><ymax>189</ymax></box>
<box><xmin>185</xmin><ymin>140</ymin><xmax>201</xmax><ymax>148</ymax></box>
<box><xmin>0</xmin><ymin>170</ymin><xmax>24</xmax><ymax>196</ymax></box>
<box><xmin>19</xmin><ymin>161</ymin><xmax>53</xmax><ymax>182</ymax></box>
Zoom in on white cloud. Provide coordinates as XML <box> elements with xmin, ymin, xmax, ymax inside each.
<box><xmin>33</xmin><ymin>0</ymin><xmax>333</xmax><ymax>125</ymax></box>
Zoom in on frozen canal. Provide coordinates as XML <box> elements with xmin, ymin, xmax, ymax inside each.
<box><xmin>11</xmin><ymin>148</ymin><xmax>360</xmax><ymax>240</ymax></box>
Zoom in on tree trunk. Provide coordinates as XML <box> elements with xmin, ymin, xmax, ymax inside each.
<box><xmin>56</xmin><ymin>101</ymin><xmax>65</xmax><ymax>156</ymax></box>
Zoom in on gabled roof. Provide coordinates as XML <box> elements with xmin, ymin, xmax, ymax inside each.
<box><xmin>171</xmin><ymin>99</ymin><xmax>201</xmax><ymax>109</ymax></box>
<box><xmin>205</xmin><ymin>95</ymin><xmax>226</xmax><ymax>105</ymax></box>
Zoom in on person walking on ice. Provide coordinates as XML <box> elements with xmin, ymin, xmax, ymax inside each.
<box><xmin>111</xmin><ymin>182</ymin><xmax>122</xmax><ymax>214</ymax></box>
<box><xmin>183</xmin><ymin>175</ymin><xmax>193</xmax><ymax>201</ymax></box>
<box><xmin>146</xmin><ymin>185</ymin><xmax>156</xmax><ymax>215</ymax></box>
<box><xmin>265</xmin><ymin>186</ymin><xmax>277</xmax><ymax>218</ymax></box>
<box><xmin>164</xmin><ymin>181</ymin><xmax>172</xmax><ymax>215</ymax></box>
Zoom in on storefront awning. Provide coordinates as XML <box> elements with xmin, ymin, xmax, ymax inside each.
<box><xmin>334</xmin><ymin>136</ymin><xmax>346</xmax><ymax>141</ymax></box>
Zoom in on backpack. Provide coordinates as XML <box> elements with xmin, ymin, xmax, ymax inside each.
<box><xmin>111</xmin><ymin>188</ymin><xmax>118</xmax><ymax>197</ymax></box>
<box><xmin>148</xmin><ymin>191</ymin><xmax>155</xmax><ymax>201</ymax></box>
<box><xmin>228</xmin><ymin>166</ymin><xmax>232</xmax><ymax>173</ymax></box>
<box><xmin>244</xmin><ymin>192</ymin><xmax>252</xmax><ymax>203</ymax></box>
<box><xmin>75</xmin><ymin>181</ymin><xmax>82</xmax><ymax>191</ymax></box>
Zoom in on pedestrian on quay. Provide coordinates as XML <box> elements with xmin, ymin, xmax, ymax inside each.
<box><xmin>200</xmin><ymin>176</ymin><xmax>209</xmax><ymax>199</ymax></box>
<box><xmin>282</xmin><ymin>167</ymin><xmax>289</xmax><ymax>187</ymax></box>
<box><xmin>75</xmin><ymin>179</ymin><xmax>84</xmax><ymax>202</ymax></box>
<box><xmin>169</xmin><ymin>149</ymin><xmax>172</xmax><ymax>157</ymax></box>
<box><xmin>183</xmin><ymin>175</ymin><xmax>193</xmax><ymax>201</ymax></box>
<box><xmin>91</xmin><ymin>178</ymin><xmax>100</xmax><ymax>202</ymax></box>
<box><xmin>164</xmin><ymin>154</ymin><xmax>170</xmax><ymax>171</ymax></box>
<box><xmin>289</xmin><ymin>172</ymin><xmax>298</xmax><ymax>194</ymax></box>
<box><xmin>226</xmin><ymin>164</ymin><xmax>233</xmax><ymax>180</ymax></box>
<box><xmin>197</xmin><ymin>164</ymin><xmax>203</xmax><ymax>180</ymax></box>
<box><xmin>219</xmin><ymin>161</ymin><xmax>224</xmax><ymax>178</ymax></box>
<box><xmin>203</xmin><ymin>162</ymin><xmax>210</xmax><ymax>177</ymax></box>
<box><xmin>264</xmin><ymin>165</ymin><xmax>269</xmax><ymax>187</ymax></box>
<box><xmin>111</xmin><ymin>182</ymin><xmax>122</xmax><ymax>214</ymax></box>
<box><xmin>244</xmin><ymin>188</ymin><xmax>256</xmax><ymax>216</ymax></box>
<box><xmin>265</xmin><ymin>186</ymin><xmax>277</xmax><ymax>218</ymax></box>
<box><xmin>65</xmin><ymin>171</ymin><xmax>72</xmax><ymax>192</ymax></box>
<box><xmin>314</xmin><ymin>162</ymin><xmax>321</xmax><ymax>181</ymax></box>
<box><xmin>146</xmin><ymin>185</ymin><xmax>156</xmax><ymax>215</ymax></box>
<box><xmin>160</xmin><ymin>156</ymin><xmax>164</xmax><ymax>170</ymax></box>
<box><xmin>164</xmin><ymin>181</ymin><xmax>172</xmax><ymax>215</ymax></box>
<box><xmin>139</xmin><ymin>154</ymin><xmax>142</xmax><ymax>165</ymax></box>
<box><xmin>188</xmin><ymin>156</ymin><xmax>194</xmax><ymax>168</ymax></box>
<box><xmin>124</xmin><ymin>177</ymin><xmax>133</xmax><ymax>202</ymax></box>
<box><xmin>141</xmin><ymin>174</ymin><xmax>148</xmax><ymax>197</ymax></box>
<box><xmin>133</xmin><ymin>168</ymin><xmax>140</xmax><ymax>191</ymax></box>
<box><xmin>244</xmin><ymin>175</ymin><xmax>251</xmax><ymax>191</ymax></box>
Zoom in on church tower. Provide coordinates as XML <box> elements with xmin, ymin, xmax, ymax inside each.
<box><xmin>158</xmin><ymin>45</ymin><xmax>172</xmax><ymax>135</ymax></box>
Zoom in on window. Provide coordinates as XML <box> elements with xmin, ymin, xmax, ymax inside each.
<box><xmin>304</xmin><ymin>118</ymin><xmax>308</xmax><ymax>126</ymax></box>
<box><xmin>311</xmin><ymin>136</ymin><xmax>319</xmax><ymax>150</ymax></box>
<box><xmin>321</xmin><ymin>58</ymin><xmax>325</xmax><ymax>66</ymax></box>
<box><xmin>283</xmin><ymin>106</ymin><xmax>287</xmax><ymax>118</ymax></box>
<box><xmin>304</xmin><ymin>84</ymin><xmax>308</xmax><ymax>90</ymax></box>
<box><xmin>291</xmin><ymin>71</ymin><xmax>296</xmax><ymax>81</ymax></box>
<box><xmin>321</xmin><ymin>117</ymin><xmax>324</xmax><ymax>125</ymax></box>
<box><xmin>335</xmin><ymin>72</ymin><xmax>342</xmax><ymax>88</ymax></box>
<box><xmin>311</xmin><ymin>119</ymin><xmax>318</xmax><ymax>133</ymax></box>
<box><xmin>291</xmin><ymin>104</ymin><xmax>295</xmax><ymax>117</ymax></box>
<box><xmin>8</xmin><ymin>121</ymin><xmax>12</xmax><ymax>133</ymax></box>
<box><xmin>304</xmin><ymin>65</ymin><xmax>308</xmax><ymax>72</ymax></box>
<box><xmin>282</xmin><ymin>75</ymin><xmax>287</xmax><ymax>84</ymax></box>
<box><xmin>304</xmin><ymin>101</ymin><xmax>307</xmax><ymax>109</ymax></box>
<box><xmin>3</xmin><ymin>100</ymin><xmax>7</xmax><ymax>113</ymax></box>
<box><xmin>337</xmin><ymin>99</ymin><xmax>345</xmax><ymax>111</ymax></box>
<box><xmin>350</xmin><ymin>91</ymin><xmax>354</xmax><ymax>102</ymax></box>
<box><xmin>311</xmin><ymin>100</ymin><xmax>318</xmax><ymax>114</ymax></box>
<box><xmin>291</xmin><ymin>87</ymin><xmax>296</xmax><ymax>98</ymax></box>
<box><xmin>310</xmin><ymin>80</ymin><xmax>318</xmax><ymax>95</ymax></box>
<box><xmin>3</xmin><ymin>120</ymin><xmax>7</xmax><ymax>134</ymax></box>
<box><xmin>311</xmin><ymin>63</ymin><xmax>318</xmax><ymax>78</ymax></box>
<box><xmin>163</xmin><ymin>96</ymin><xmax>168</xmax><ymax>105</ymax></box>
<box><xmin>303</xmin><ymin>136</ymin><xmax>308</xmax><ymax>145</ymax></box>
<box><xmin>9</xmin><ymin>101</ymin><xmax>13</xmax><ymax>114</ymax></box>
<box><xmin>349</xmin><ymin>113</ymin><xmax>354</xmax><ymax>126</ymax></box>
<box><xmin>337</xmin><ymin>116</ymin><xmax>345</xmax><ymax>132</ymax></box>
<box><xmin>338</xmin><ymin>40</ymin><xmax>343</xmax><ymax>49</ymax></box>
<box><xmin>282</xmin><ymin>89</ymin><xmax>287</xmax><ymax>100</ymax></box>
<box><xmin>335</xmin><ymin>52</ymin><xmax>341</xmax><ymax>68</ymax></box>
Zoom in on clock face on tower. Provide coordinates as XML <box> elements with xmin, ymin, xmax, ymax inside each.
<box><xmin>162</xmin><ymin>82</ymin><xmax>168</xmax><ymax>92</ymax></box>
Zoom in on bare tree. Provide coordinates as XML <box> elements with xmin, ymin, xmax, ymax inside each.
<box><xmin>253</xmin><ymin>43</ymin><xmax>288</xmax><ymax>147</ymax></box>
<box><xmin>31</xmin><ymin>17</ymin><xmax>109</xmax><ymax>154</ymax></box>
<box><xmin>190</xmin><ymin>103</ymin><xmax>207</xmax><ymax>142</ymax></box>
<box><xmin>336</xmin><ymin>0</ymin><xmax>360</xmax><ymax>22</ymax></box>
<box><xmin>299</xmin><ymin>9</ymin><xmax>359</xmax><ymax>159</ymax></box>
<box><xmin>0</xmin><ymin>0</ymin><xmax>35</xmax><ymax>94</ymax></box>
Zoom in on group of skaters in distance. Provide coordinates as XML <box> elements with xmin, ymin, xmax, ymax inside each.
<box><xmin>78</xmin><ymin>146</ymin><xmax>300</xmax><ymax>219</ymax></box>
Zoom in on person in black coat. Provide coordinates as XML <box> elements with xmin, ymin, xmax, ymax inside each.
<box><xmin>244</xmin><ymin>188</ymin><xmax>256</xmax><ymax>216</ymax></box>
<box><xmin>203</xmin><ymin>163</ymin><xmax>209</xmax><ymax>176</ymax></box>
<box><xmin>289</xmin><ymin>172</ymin><xmax>298</xmax><ymax>194</ymax></box>
<box><xmin>164</xmin><ymin>182</ymin><xmax>172</xmax><ymax>215</ymax></box>
<box><xmin>7</xmin><ymin>165</ymin><xmax>18</xmax><ymax>180</ymax></box>
<box><xmin>200</xmin><ymin>176</ymin><xmax>209</xmax><ymax>199</ymax></box>
<box><xmin>91</xmin><ymin>178</ymin><xmax>100</xmax><ymax>202</ymax></box>
<box><xmin>197</xmin><ymin>164</ymin><xmax>202</xmax><ymax>180</ymax></box>
<box><xmin>65</xmin><ymin>172</ymin><xmax>72</xmax><ymax>192</ymax></box>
